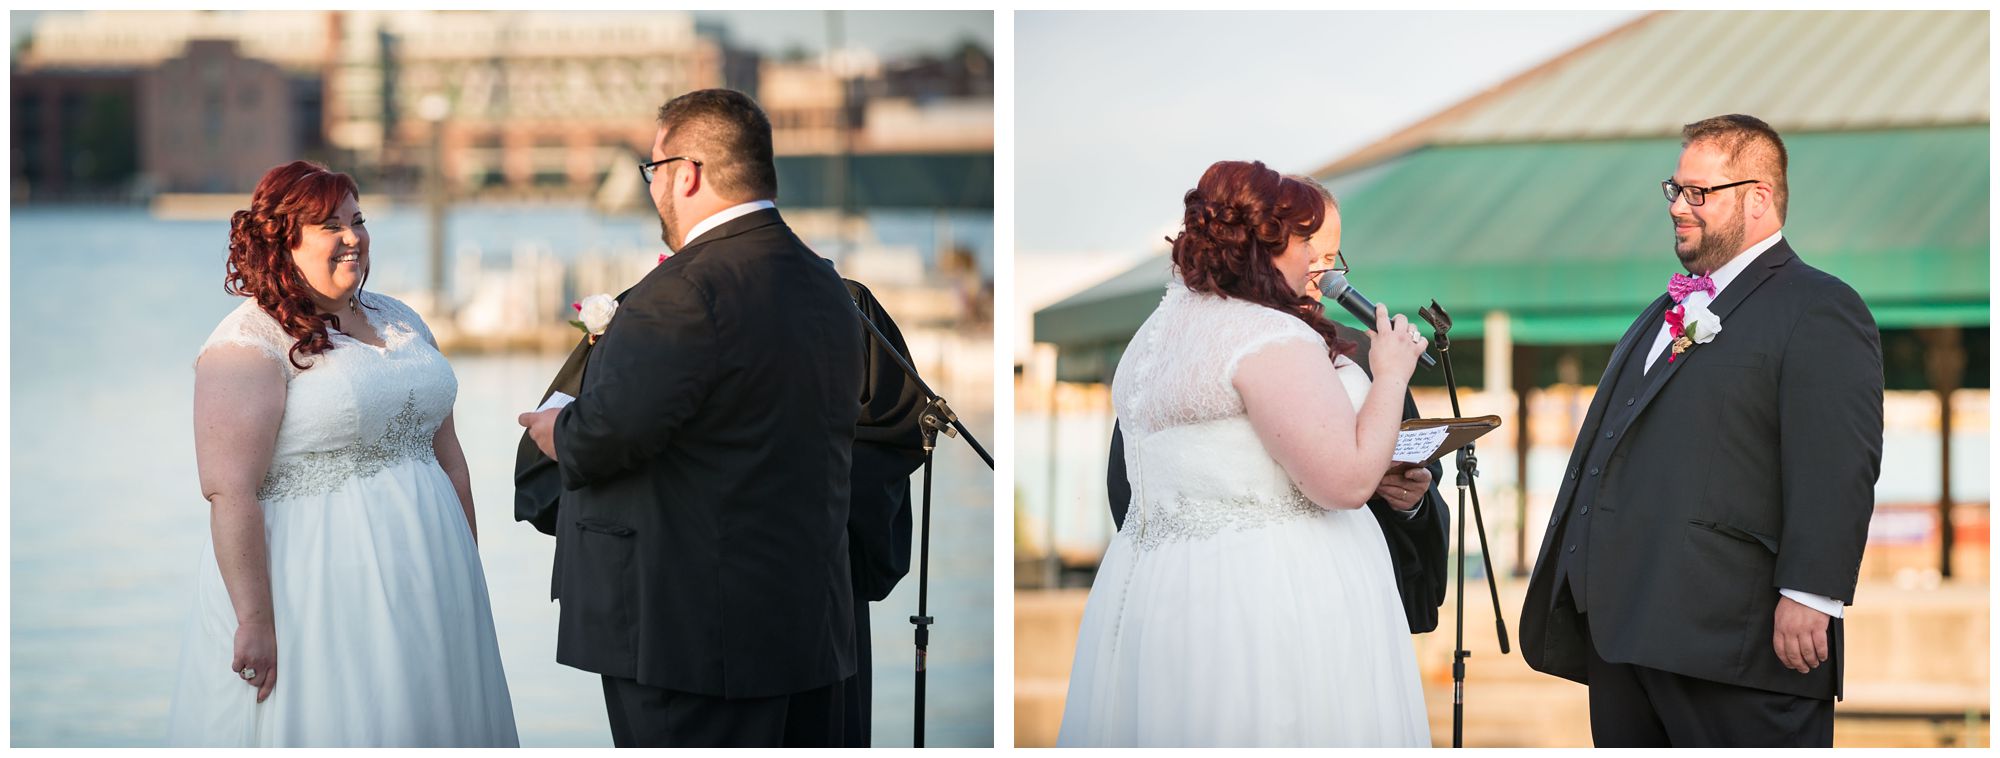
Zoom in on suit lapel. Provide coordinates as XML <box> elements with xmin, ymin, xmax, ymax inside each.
<box><xmin>562</xmin><ymin>275</ymin><xmax>644</xmax><ymax>396</ymax></box>
<box><xmin>1533</xmin><ymin>293</ymin><xmax>1672</xmax><ymax>565</ymax></box>
<box><xmin>1601</xmin><ymin>294</ymin><xmax>1673</xmax><ymax>392</ymax></box>
<box><xmin>1705</xmin><ymin>238</ymin><xmax>1795</xmax><ymax>322</ymax></box>
<box><xmin>1608</xmin><ymin>296</ymin><xmax>1672</xmax><ymax>386</ymax></box>
<box><xmin>545</xmin><ymin>335</ymin><xmax>594</xmax><ymax>399</ymax></box>
<box><xmin>1557</xmin><ymin>294</ymin><xmax>1671</xmax><ymax>473</ymax></box>
<box><xmin>1621</xmin><ymin>240</ymin><xmax>1796</xmax><ymax>430</ymax></box>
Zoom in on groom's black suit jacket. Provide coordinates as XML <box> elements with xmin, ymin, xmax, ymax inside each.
<box><xmin>511</xmin><ymin>288</ymin><xmax>919</xmax><ymax>592</ymax></box>
<box><xmin>1106</xmin><ymin>322</ymin><xmax>1452</xmax><ymax>634</ymax></box>
<box><xmin>523</xmin><ymin>208</ymin><xmax>864</xmax><ymax>700</ymax></box>
<box><xmin>1519</xmin><ymin>239</ymin><xmax>1883</xmax><ymax>701</ymax></box>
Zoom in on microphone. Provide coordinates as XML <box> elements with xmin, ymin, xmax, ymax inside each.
<box><xmin>1317</xmin><ymin>272</ymin><xmax>1437</xmax><ymax>368</ymax></box>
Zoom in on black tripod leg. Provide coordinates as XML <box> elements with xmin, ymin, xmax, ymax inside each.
<box><xmin>1467</xmin><ymin>481</ymin><xmax>1510</xmax><ymax>654</ymax></box>
<box><xmin>911</xmin><ymin>444</ymin><xmax>935</xmax><ymax>747</ymax></box>
<box><xmin>1426</xmin><ymin>306</ymin><xmax>1512</xmax><ymax>749</ymax></box>
<box><xmin>1453</xmin><ymin>478</ymin><xmax>1468</xmax><ymax>748</ymax></box>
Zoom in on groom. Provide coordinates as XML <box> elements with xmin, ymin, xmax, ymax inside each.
<box><xmin>1518</xmin><ymin>114</ymin><xmax>1883</xmax><ymax>747</ymax></box>
<box><xmin>517</xmin><ymin>88</ymin><xmax>864</xmax><ymax>747</ymax></box>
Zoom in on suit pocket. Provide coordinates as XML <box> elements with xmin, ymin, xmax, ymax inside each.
<box><xmin>572</xmin><ymin>519</ymin><xmax>637</xmax><ymax>640</ymax></box>
<box><xmin>576</xmin><ymin>518</ymin><xmax>635</xmax><ymax>537</ymax></box>
<box><xmin>1687</xmin><ymin>519</ymin><xmax>1778</xmax><ymax>553</ymax></box>
<box><xmin>1682</xmin><ymin>521</ymin><xmax>1776</xmax><ymax>668</ymax></box>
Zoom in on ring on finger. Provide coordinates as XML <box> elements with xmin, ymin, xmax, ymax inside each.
<box><xmin>239</xmin><ymin>667</ymin><xmax>257</xmax><ymax>681</ymax></box>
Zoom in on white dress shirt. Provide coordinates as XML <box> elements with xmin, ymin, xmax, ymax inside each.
<box><xmin>1640</xmin><ymin>229</ymin><xmax>1844</xmax><ymax>619</ymax></box>
<box><xmin>1643</xmin><ymin>229</ymin><xmax>1781</xmax><ymax>374</ymax></box>
<box><xmin>681</xmin><ymin>199</ymin><xmax>777</xmax><ymax>249</ymax></box>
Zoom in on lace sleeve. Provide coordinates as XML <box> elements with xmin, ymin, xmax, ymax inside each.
<box><xmin>1222</xmin><ymin>308</ymin><xmax>1329</xmax><ymax>386</ymax></box>
<box><xmin>197</xmin><ymin>300</ymin><xmax>300</xmax><ymax>377</ymax></box>
<box><xmin>366</xmin><ymin>291</ymin><xmax>439</xmax><ymax>348</ymax></box>
<box><xmin>410</xmin><ymin>307</ymin><xmax>439</xmax><ymax>348</ymax></box>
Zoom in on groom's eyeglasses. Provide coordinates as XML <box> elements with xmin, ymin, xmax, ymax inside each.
<box><xmin>640</xmin><ymin>156</ymin><xmax>701</xmax><ymax>185</ymax></box>
<box><xmin>1662</xmin><ymin>178</ymin><xmax>1759</xmax><ymax>206</ymax></box>
<box><xmin>1307</xmin><ymin>249</ymin><xmax>1350</xmax><ymax>279</ymax></box>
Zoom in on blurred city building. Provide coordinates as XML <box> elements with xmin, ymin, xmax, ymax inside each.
<box><xmin>1019</xmin><ymin>10</ymin><xmax>1987</xmax><ymax>746</ymax></box>
<box><xmin>139</xmin><ymin>39</ymin><xmax>321</xmax><ymax>193</ymax></box>
<box><xmin>10</xmin><ymin>68</ymin><xmax>136</xmax><ymax>200</ymax></box>
<box><xmin>12</xmin><ymin>10</ymin><xmax>993</xmax><ymax>203</ymax></box>
<box><xmin>11</xmin><ymin>9</ymin><xmax>995</xmax><ymax>355</ymax></box>
<box><xmin>337</xmin><ymin>11</ymin><xmax>725</xmax><ymax>197</ymax></box>
<box><xmin>14</xmin><ymin>11</ymin><xmax>333</xmax><ymax>200</ymax></box>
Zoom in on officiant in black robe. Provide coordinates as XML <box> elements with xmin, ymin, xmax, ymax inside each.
<box><xmin>841</xmin><ymin>278</ymin><xmax>928</xmax><ymax>746</ymax></box>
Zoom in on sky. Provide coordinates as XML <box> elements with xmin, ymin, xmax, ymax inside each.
<box><xmin>1016</xmin><ymin>10</ymin><xmax>1644</xmax><ymax>262</ymax></box>
<box><xmin>10</xmin><ymin>10</ymin><xmax>993</xmax><ymax>58</ymax></box>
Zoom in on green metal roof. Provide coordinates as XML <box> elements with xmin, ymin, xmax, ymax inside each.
<box><xmin>1034</xmin><ymin>126</ymin><xmax>1988</xmax><ymax>380</ymax></box>
<box><xmin>1430</xmin><ymin>11</ymin><xmax>1989</xmax><ymax>145</ymax></box>
<box><xmin>1033</xmin><ymin>253</ymin><xmax>1172</xmax><ymax>347</ymax></box>
<box><xmin>1324</xmin><ymin>125</ymin><xmax>1989</xmax><ymax>329</ymax></box>
<box><xmin>1314</xmin><ymin>11</ymin><xmax>1989</xmax><ymax>178</ymax></box>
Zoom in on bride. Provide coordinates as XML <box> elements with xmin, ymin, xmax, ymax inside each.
<box><xmin>1058</xmin><ymin>160</ymin><xmax>1432</xmax><ymax>746</ymax></box>
<box><xmin>167</xmin><ymin>161</ymin><xmax>518</xmax><ymax>746</ymax></box>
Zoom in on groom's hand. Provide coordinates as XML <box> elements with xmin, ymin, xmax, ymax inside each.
<box><xmin>1773</xmin><ymin>595</ymin><xmax>1830</xmax><ymax>673</ymax></box>
<box><xmin>1374</xmin><ymin>467</ymin><xmax>1431</xmax><ymax>511</ymax></box>
<box><xmin>518</xmin><ymin>408</ymin><xmax>560</xmax><ymax>461</ymax></box>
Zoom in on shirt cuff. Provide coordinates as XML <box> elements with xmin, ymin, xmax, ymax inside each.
<box><xmin>1779</xmin><ymin>588</ymin><xmax>1844</xmax><ymax>618</ymax></box>
<box><xmin>1394</xmin><ymin>496</ymin><xmax>1425</xmax><ymax>520</ymax></box>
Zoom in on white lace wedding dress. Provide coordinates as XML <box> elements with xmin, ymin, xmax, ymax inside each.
<box><xmin>167</xmin><ymin>291</ymin><xmax>518</xmax><ymax>747</ymax></box>
<box><xmin>1057</xmin><ymin>279</ymin><xmax>1431</xmax><ymax>747</ymax></box>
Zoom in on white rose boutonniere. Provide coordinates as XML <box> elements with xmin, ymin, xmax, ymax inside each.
<box><xmin>1665</xmin><ymin>300</ymin><xmax>1723</xmax><ymax>362</ymax></box>
<box><xmin>1681</xmin><ymin>300</ymin><xmax>1722</xmax><ymax>344</ymax></box>
<box><xmin>569</xmin><ymin>293</ymin><xmax>618</xmax><ymax>345</ymax></box>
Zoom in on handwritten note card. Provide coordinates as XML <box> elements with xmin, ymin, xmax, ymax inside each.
<box><xmin>1393</xmin><ymin>426</ymin><xmax>1449</xmax><ymax>464</ymax></box>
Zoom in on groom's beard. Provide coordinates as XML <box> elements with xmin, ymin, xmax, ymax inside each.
<box><xmin>658</xmin><ymin>195</ymin><xmax>682</xmax><ymax>253</ymax></box>
<box><xmin>1675</xmin><ymin>203</ymin><xmax>1747</xmax><ymax>275</ymax></box>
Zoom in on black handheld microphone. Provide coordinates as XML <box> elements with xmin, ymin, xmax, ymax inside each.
<box><xmin>1317</xmin><ymin>272</ymin><xmax>1437</xmax><ymax>368</ymax></box>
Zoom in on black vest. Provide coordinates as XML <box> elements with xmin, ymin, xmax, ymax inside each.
<box><xmin>1553</xmin><ymin>328</ymin><xmax>1674</xmax><ymax>609</ymax></box>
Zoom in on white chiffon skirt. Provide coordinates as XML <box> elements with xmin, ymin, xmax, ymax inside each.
<box><xmin>1058</xmin><ymin>505</ymin><xmax>1431</xmax><ymax>747</ymax></box>
<box><xmin>166</xmin><ymin>458</ymin><xmax>518</xmax><ymax>747</ymax></box>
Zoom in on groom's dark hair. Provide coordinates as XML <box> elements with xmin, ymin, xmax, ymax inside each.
<box><xmin>656</xmin><ymin>88</ymin><xmax>779</xmax><ymax>203</ymax></box>
<box><xmin>1682</xmin><ymin>114</ymin><xmax>1788</xmax><ymax>221</ymax></box>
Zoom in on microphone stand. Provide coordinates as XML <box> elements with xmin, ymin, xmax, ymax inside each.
<box><xmin>849</xmin><ymin>297</ymin><xmax>993</xmax><ymax>748</ymax></box>
<box><xmin>1417</xmin><ymin>299</ymin><xmax>1510</xmax><ymax>749</ymax></box>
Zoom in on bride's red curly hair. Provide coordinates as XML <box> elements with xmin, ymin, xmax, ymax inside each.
<box><xmin>1169</xmin><ymin>160</ymin><xmax>1355</xmax><ymax>358</ymax></box>
<box><xmin>224</xmin><ymin>160</ymin><xmax>365</xmax><ymax>371</ymax></box>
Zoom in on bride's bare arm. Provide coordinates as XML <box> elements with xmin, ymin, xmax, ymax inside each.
<box><xmin>1236</xmin><ymin>337</ymin><xmax>1407</xmax><ymax>510</ymax></box>
<box><xmin>432</xmin><ymin>414</ymin><xmax>477</xmax><ymax>543</ymax></box>
<box><xmin>193</xmin><ymin>345</ymin><xmax>286</xmax><ymax>702</ymax></box>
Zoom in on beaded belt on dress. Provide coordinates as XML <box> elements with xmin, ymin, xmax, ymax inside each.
<box><xmin>256</xmin><ymin>390</ymin><xmax>438</xmax><ymax>501</ymax></box>
<box><xmin>1121</xmin><ymin>488</ymin><xmax>1325</xmax><ymax>551</ymax></box>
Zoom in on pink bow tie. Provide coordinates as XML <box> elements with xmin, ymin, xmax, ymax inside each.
<box><xmin>1668</xmin><ymin>273</ymin><xmax>1716</xmax><ymax>303</ymax></box>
